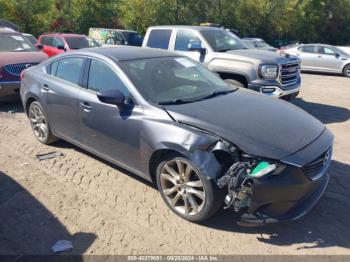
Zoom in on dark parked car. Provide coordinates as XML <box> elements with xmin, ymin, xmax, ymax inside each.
<box><xmin>20</xmin><ymin>47</ymin><xmax>333</xmax><ymax>226</ymax></box>
<box><xmin>0</xmin><ymin>27</ymin><xmax>48</xmax><ymax>101</ymax></box>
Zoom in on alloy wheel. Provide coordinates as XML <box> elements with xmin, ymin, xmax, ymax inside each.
<box><xmin>29</xmin><ymin>103</ymin><xmax>49</xmax><ymax>142</ymax></box>
<box><xmin>160</xmin><ymin>159</ymin><xmax>206</xmax><ymax>216</ymax></box>
<box><xmin>346</xmin><ymin>66</ymin><xmax>350</xmax><ymax>77</ymax></box>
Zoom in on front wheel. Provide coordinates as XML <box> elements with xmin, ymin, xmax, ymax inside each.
<box><xmin>343</xmin><ymin>64</ymin><xmax>350</xmax><ymax>77</ymax></box>
<box><xmin>156</xmin><ymin>156</ymin><xmax>223</xmax><ymax>222</ymax></box>
<box><xmin>28</xmin><ymin>101</ymin><xmax>58</xmax><ymax>144</ymax></box>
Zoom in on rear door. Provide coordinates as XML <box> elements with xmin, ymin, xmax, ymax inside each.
<box><xmin>78</xmin><ymin>58</ymin><xmax>143</xmax><ymax>169</ymax></box>
<box><xmin>296</xmin><ymin>45</ymin><xmax>317</xmax><ymax>70</ymax></box>
<box><xmin>316</xmin><ymin>45</ymin><xmax>343</xmax><ymax>72</ymax></box>
<box><xmin>42</xmin><ymin>56</ymin><xmax>86</xmax><ymax>141</ymax></box>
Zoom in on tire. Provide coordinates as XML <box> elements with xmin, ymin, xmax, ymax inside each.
<box><xmin>28</xmin><ymin>101</ymin><xmax>58</xmax><ymax>145</ymax></box>
<box><xmin>224</xmin><ymin>79</ymin><xmax>245</xmax><ymax>88</ymax></box>
<box><xmin>343</xmin><ymin>64</ymin><xmax>350</xmax><ymax>78</ymax></box>
<box><xmin>156</xmin><ymin>155</ymin><xmax>224</xmax><ymax>222</ymax></box>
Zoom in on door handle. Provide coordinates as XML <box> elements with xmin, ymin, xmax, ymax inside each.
<box><xmin>41</xmin><ymin>84</ymin><xmax>50</xmax><ymax>92</ymax></box>
<box><xmin>80</xmin><ymin>101</ymin><xmax>92</xmax><ymax>111</ymax></box>
<box><xmin>318</xmin><ymin>55</ymin><xmax>322</xmax><ymax>58</ymax></box>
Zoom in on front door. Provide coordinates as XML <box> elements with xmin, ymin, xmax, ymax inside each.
<box><xmin>174</xmin><ymin>30</ymin><xmax>204</xmax><ymax>62</ymax></box>
<box><xmin>316</xmin><ymin>46</ymin><xmax>343</xmax><ymax>73</ymax></box>
<box><xmin>78</xmin><ymin>58</ymin><xmax>143</xmax><ymax>170</ymax></box>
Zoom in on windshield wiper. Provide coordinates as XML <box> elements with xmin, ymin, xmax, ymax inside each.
<box><xmin>158</xmin><ymin>98</ymin><xmax>200</xmax><ymax>105</ymax></box>
<box><xmin>199</xmin><ymin>89</ymin><xmax>236</xmax><ymax>100</ymax></box>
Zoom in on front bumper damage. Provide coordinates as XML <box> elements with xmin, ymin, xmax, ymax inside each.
<box><xmin>213</xmin><ymin>129</ymin><xmax>333</xmax><ymax>227</ymax></box>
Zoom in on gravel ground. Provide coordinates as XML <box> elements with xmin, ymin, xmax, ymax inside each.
<box><xmin>0</xmin><ymin>73</ymin><xmax>349</xmax><ymax>255</ymax></box>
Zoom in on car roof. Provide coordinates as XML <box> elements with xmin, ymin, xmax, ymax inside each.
<box><xmin>90</xmin><ymin>28</ymin><xmax>138</xmax><ymax>33</ymax></box>
<box><xmin>147</xmin><ymin>25</ymin><xmax>224</xmax><ymax>32</ymax></box>
<box><xmin>0</xmin><ymin>27</ymin><xmax>17</xmax><ymax>33</ymax></box>
<box><xmin>80</xmin><ymin>46</ymin><xmax>182</xmax><ymax>61</ymax></box>
<box><xmin>41</xmin><ymin>33</ymin><xmax>87</xmax><ymax>38</ymax></box>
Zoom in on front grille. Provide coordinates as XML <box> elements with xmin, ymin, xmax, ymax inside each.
<box><xmin>279</xmin><ymin>63</ymin><xmax>300</xmax><ymax>86</ymax></box>
<box><xmin>303</xmin><ymin>149</ymin><xmax>332</xmax><ymax>180</ymax></box>
<box><xmin>4</xmin><ymin>63</ymin><xmax>38</xmax><ymax>76</ymax></box>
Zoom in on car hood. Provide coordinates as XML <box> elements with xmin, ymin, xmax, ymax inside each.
<box><xmin>224</xmin><ymin>49</ymin><xmax>299</xmax><ymax>63</ymax></box>
<box><xmin>0</xmin><ymin>51</ymin><xmax>48</xmax><ymax>67</ymax></box>
<box><xmin>164</xmin><ymin>90</ymin><xmax>325</xmax><ymax>160</ymax></box>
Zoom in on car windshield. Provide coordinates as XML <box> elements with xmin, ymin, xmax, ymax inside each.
<box><xmin>120</xmin><ymin>56</ymin><xmax>235</xmax><ymax>105</ymax></box>
<box><xmin>254</xmin><ymin>39</ymin><xmax>272</xmax><ymax>48</ymax></box>
<box><xmin>0</xmin><ymin>33</ymin><xmax>38</xmax><ymax>52</ymax></box>
<box><xmin>121</xmin><ymin>31</ymin><xmax>143</xmax><ymax>46</ymax></box>
<box><xmin>23</xmin><ymin>34</ymin><xmax>38</xmax><ymax>45</ymax></box>
<box><xmin>242</xmin><ymin>40</ymin><xmax>256</xmax><ymax>49</ymax></box>
<box><xmin>201</xmin><ymin>30</ymin><xmax>247</xmax><ymax>52</ymax></box>
<box><xmin>65</xmin><ymin>36</ymin><xmax>100</xmax><ymax>49</ymax></box>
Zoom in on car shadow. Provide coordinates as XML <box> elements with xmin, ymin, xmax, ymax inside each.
<box><xmin>202</xmin><ymin>160</ymin><xmax>350</xmax><ymax>250</ymax></box>
<box><xmin>51</xmin><ymin>139</ymin><xmax>157</xmax><ymax>189</ymax></box>
<box><xmin>291</xmin><ymin>98</ymin><xmax>350</xmax><ymax>124</ymax></box>
<box><xmin>0</xmin><ymin>171</ymin><xmax>96</xmax><ymax>255</ymax></box>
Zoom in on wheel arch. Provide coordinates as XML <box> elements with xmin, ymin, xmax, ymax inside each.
<box><xmin>148</xmin><ymin>148</ymin><xmax>187</xmax><ymax>183</ymax></box>
<box><xmin>24</xmin><ymin>95</ymin><xmax>40</xmax><ymax>116</ymax></box>
<box><xmin>216</xmin><ymin>71</ymin><xmax>249</xmax><ymax>87</ymax></box>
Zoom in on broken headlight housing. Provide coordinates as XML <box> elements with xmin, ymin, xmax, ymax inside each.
<box><xmin>259</xmin><ymin>64</ymin><xmax>279</xmax><ymax>79</ymax></box>
<box><xmin>217</xmin><ymin>155</ymin><xmax>285</xmax><ymax>212</ymax></box>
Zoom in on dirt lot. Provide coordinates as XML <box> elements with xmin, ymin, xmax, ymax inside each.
<box><xmin>0</xmin><ymin>73</ymin><xmax>349</xmax><ymax>255</ymax></box>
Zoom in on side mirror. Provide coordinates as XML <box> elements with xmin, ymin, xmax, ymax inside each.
<box><xmin>36</xmin><ymin>44</ymin><xmax>44</xmax><ymax>50</ymax></box>
<box><xmin>335</xmin><ymin>53</ymin><xmax>340</xmax><ymax>58</ymax></box>
<box><xmin>57</xmin><ymin>45</ymin><xmax>66</xmax><ymax>51</ymax></box>
<box><xmin>188</xmin><ymin>42</ymin><xmax>206</xmax><ymax>55</ymax></box>
<box><xmin>97</xmin><ymin>89</ymin><xmax>125</xmax><ymax>107</ymax></box>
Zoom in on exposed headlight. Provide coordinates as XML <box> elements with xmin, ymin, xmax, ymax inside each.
<box><xmin>259</xmin><ymin>64</ymin><xmax>278</xmax><ymax>79</ymax></box>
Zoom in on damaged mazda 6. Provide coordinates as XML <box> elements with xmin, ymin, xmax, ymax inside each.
<box><xmin>20</xmin><ymin>47</ymin><xmax>334</xmax><ymax>226</ymax></box>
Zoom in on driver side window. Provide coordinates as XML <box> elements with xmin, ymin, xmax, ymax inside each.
<box><xmin>175</xmin><ymin>30</ymin><xmax>202</xmax><ymax>51</ymax></box>
<box><xmin>87</xmin><ymin>59</ymin><xmax>130</xmax><ymax>97</ymax></box>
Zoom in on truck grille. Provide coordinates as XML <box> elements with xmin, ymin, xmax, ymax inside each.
<box><xmin>4</xmin><ymin>63</ymin><xmax>38</xmax><ymax>76</ymax></box>
<box><xmin>302</xmin><ymin>149</ymin><xmax>332</xmax><ymax>181</ymax></box>
<box><xmin>279</xmin><ymin>63</ymin><xmax>300</xmax><ymax>86</ymax></box>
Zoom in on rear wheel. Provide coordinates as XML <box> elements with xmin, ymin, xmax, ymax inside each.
<box><xmin>224</xmin><ymin>79</ymin><xmax>245</xmax><ymax>88</ymax></box>
<box><xmin>28</xmin><ymin>101</ymin><xmax>58</xmax><ymax>144</ymax></box>
<box><xmin>156</xmin><ymin>155</ymin><xmax>223</xmax><ymax>222</ymax></box>
<box><xmin>343</xmin><ymin>64</ymin><xmax>350</xmax><ymax>77</ymax></box>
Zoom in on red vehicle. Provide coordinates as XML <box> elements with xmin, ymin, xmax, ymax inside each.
<box><xmin>38</xmin><ymin>33</ymin><xmax>100</xmax><ymax>57</ymax></box>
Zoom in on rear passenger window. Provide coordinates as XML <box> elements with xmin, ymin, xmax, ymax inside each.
<box><xmin>299</xmin><ymin>46</ymin><xmax>315</xmax><ymax>53</ymax></box>
<box><xmin>56</xmin><ymin>57</ymin><xmax>84</xmax><ymax>85</ymax></box>
<box><xmin>87</xmin><ymin>59</ymin><xmax>130</xmax><ymax>97</ymax></box>
<box><xmin>147</xmin><ymin>29</ymin><xmax>172</xmax><ymax>49</ymax></box>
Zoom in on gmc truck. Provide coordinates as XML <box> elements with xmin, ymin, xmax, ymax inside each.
<box><xmin>142</xmin><ymin>26</ymin><xmax>301</xmax><ymax>100</ymax></box>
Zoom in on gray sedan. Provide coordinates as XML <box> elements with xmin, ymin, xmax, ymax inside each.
<box><xmin>284</xmin><ymin>44</ymin><xmax>350</xmax><ymax>77</ymax></box>
<box><xmin>20</xmin><ymin>47</ymin><xmax>333</xmax><ymax>226</ymax></box>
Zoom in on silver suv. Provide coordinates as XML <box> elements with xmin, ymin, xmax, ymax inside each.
<box><xmin>143</xmin><ymin>26</ymin><xmax>301</xmax><ymax>100</ymax></box>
